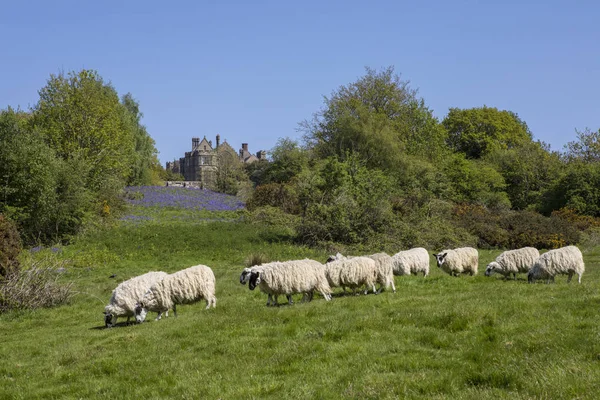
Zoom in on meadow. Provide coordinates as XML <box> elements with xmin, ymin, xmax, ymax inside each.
<box><xmin>1</xmin><ymin>186</ymin><xmax>599</xmax><ymax>399</ymax></box>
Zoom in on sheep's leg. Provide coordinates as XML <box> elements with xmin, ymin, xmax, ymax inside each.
<box><xmin>266</xmin><ymin>294</ymin><xmax>273</xmax><ymax>306</ymax></box>
<box><xmin>578</xmin><ymin>273</ymin><xmax>582</xmax><ymax>284</ymax></box>
<box><xmin>126</xmin><ymin>316</ymin><xmax>130</xmax><ymax>324</ymax></box>
<box><xmin>391</xmin><ymin>280</ymin><xmax>396</xmax><ymax>293</ymax></box>
<box><xmin>165</xmin><ymin>310</ymin><xmax>169</xmax><ymax>318</ymax></box>
<box><xmin>371</xmin><ymin>284</ymin><xmax>377</xmax><ymax>294</ymax></box>
<box><xmin>155</xmin><ymin>312</ymin><xmax>162</xmax><ymax>321</ymax></box>
<box><xmin>567</xmin><ymin>271</ymin><xmax>574</xmax><ymax>283</ymax></box>
<box><xmin>376</xmin><ymin>284</ymin><xmax>383</xmax><ymax>294</ymax></box>
<box><xmin>173</xmin><ymin>304</ymin><xmax>177</xmax><ymax>317</ymax></box>
<box><xmin>287</xmin><ymin>295</ymin><xmax>294</xmax><ymax>305</ymax></box>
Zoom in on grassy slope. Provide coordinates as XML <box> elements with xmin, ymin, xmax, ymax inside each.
<box><xmin>1</xmin><ymin>210</ymin><xmax>600</xmax><ymax>399</ymax></box>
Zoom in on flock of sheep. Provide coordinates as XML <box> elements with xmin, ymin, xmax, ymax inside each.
<box><xmin>103</xmin><ymin>245</ymin><xmax>585</xmax><ymax>327</ymax></box>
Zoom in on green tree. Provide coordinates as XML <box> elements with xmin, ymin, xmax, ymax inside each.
<box><xmin>121</xmin><ymin>93</ymin><xmax>160</xmax><ymax>185</ymax></box>
<box><xmin>443</xmin><ymin>106</ymin><xmax>532</xmax><ymax>159</ymax></box>
<box><xmin>564</xmin><ymin>128</ymin><xmax>600</xmax><ymax>162</ymax></box>
<box><xmin>485</xmin><ymin>141</ymin><xmax>561</xmax><ymax>210</ymax></box>
<box><xmin>32</xmin><ymin>70</ymin><xmax>135</xmax><ymax>191</ymax></box>
<box><xmin>301</xmin><ymin>67</ymin><xmax>448</xmax><ymax>170</ymax></box>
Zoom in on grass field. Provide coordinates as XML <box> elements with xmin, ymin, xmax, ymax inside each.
<box><xmin>1</xmin><ymin>187</ymin><xmax>599</xmax><ymax>399</ymax></box>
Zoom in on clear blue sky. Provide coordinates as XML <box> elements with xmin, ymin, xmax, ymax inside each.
<box><xmin>2</xmin><ymin>0</ymin><xmax>598</xmax><ymax>165</ymax></box>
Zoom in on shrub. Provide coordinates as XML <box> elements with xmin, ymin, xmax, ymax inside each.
<box><xmin>0</xmin><ymin>257</ymin><xmax>73</xmax><ymax>312</ymax></box>
<box><xmin>244</xmin><ymin>253</ymin><xmax>270</xmax><ymax>268</ymax></box>
<box><xmin>0</xmin><ymin>214</ymin><xmax>21</xmax><ymax>278</ymax></box>
<box><xmin>246</xmin><ymin>183</ymin><xmax>300</xmax><ymax>214</ymax></box>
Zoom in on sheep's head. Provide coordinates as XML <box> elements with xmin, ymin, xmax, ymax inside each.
<box><xmin>484</xmin><ymin>262</ymin><xmax>499</xmax><ymax>277</ymax></box>
<box><xmin>240</xmin><ymin>268</ymin><xmax>252</xmax><ymax>285</ymax></box>
<box><xmin>134</xmin><ymin>302</ymin><xmax>148</xmax><ymax>323</ymax></box>
<box><xmin>326</xmin><ymin>253</ymin><xmax>346</xmax><ymax>263</ymax></box>
<box><xmin>433</xmin><ymin>252</ymin><xmax>447</xmax><ymax>267</ymax></box>
<box><xmin>103</xmin><ymin>311</ymin><xmax>116</xmax><ymax>328</ymax></box>
<box><xmin>248</xmin><ymin>271</ymin><xmax>261</xmax><ymax>290</ymax></box>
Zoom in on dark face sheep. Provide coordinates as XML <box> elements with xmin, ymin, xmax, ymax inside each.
<box><xmin>134</xmin><ymin>302</ymin><xmax>148</xmax><ymax>323</ymax></box>
<box><xmin>240</xmin><ymin>268</ymin><xmax>251</xmax><ymax>285</ymax></box>
<box><xmin>104</xmin><ymin>312</ymin><xmax>116</xmax><ymax>328</ymax></box>
<box><xmin>433</xmin><ymin>253</ymin><xmax>447</xmax><ymax>267</ymax></box>
<box><xmin>248</xmin><ymin>271</ymin><xmax>261</xmax><ymax>290</ymax></box>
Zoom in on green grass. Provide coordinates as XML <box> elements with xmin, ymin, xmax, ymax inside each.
<box><xmin>2</xmin><ymin>207</ymin><xmax>600</xmax><ymax>399</ymax></box>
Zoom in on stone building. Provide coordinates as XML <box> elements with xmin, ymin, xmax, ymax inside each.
<box><xmin>166</xmin><ymin>135</ymin><xmax>266</xmax><ymax>189</ymax></box>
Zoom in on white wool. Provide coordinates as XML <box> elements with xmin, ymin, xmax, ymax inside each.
<box><xmin>331</xmin><ymin>252</ymin><xmax>395</xmax><ymax>293</ymax></box>
<box><xmin>325</xmin><ymin>256</ymin><xmax>377</xmax><ymax>294</ymax></box>
<box><xmin>528</xmin><ymin>245</ymin><xmax>585</xmax><ymax>284</ymax></box>
<box><xmin>251</xmin><ymin>259</ymin><xmax>332</xmax><ymax>303</ymax></box>
<box><xmin>435</xmin><ymin>247</ymin><xmax>478</xmax><ymax>276</ymax></box>
<box><xmin>485</xmin><ymin>247</ymin><xmax>539</xmax><ymax>279</ymax></box>
<box><xmin>391</xmin><ymin>247</ymin><xmax>430</xmax><ymax>277</ymax></box>
<box><xmin>104</xmin><ymin>271</ymin><xmax>167</xmax><ymax>322</ymax></box>
<box><xmin>142</xmin><ymin>264</ymin><xmax>216</xmax><ymax>313</ymax></box>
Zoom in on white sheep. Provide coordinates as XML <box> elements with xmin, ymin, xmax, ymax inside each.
<box><xmin>135</xmin><ymin>264</ymin><xmax>216</xmax><ymax>322</ymax></box>
<box><xmin>391</xmin><ymin>247</ymin><xmax>430</xmax><ymax>277</ymax></box>
<box><xmin>247</xmin><ymin>259</ymin><xmax>332</xmax><ymax>306</ymax></box>
<box><xmin>485</xmin><ymin>247</ymin><xmax>540</xmax><ymax>280</ymax></box>
<box><xmin>104</xmin><ymin>271</ymin><xmax>168</xmax><ymax>328</ymax></box>
<box><xmin>328</xmin><ymin>252</ymin><xmax>395</xmax><ymax>293</ymax></box>
<box><xmin>433</xmin><ymin>247</ymin><xmax>479</xmax><ymax>276</ymax></box>
<box><xmin>240</xmin><ymin>264</ymin><xmax>291</xmax><ymax>305</ymax></box>
<box><xmin>325</xmin><ymin>256</ymin><xmax>377</xmax><ymax>295</ymax></box>
<box><xmin>527</xmin><ymin>245</ymin><xmax>585</xmax><ymax>284</ymax></box>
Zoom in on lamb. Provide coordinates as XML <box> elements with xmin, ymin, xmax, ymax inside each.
<box><xmin>433</xmin><ymin>247</ymin><xmax>479</xmax><ymax>276</ymax></box>
<box><xmin>104</xmin><ymin>271</ymin><xmax>168</xmax><ymax>328</ymax></box>
<box><xmin>246</xmin><ymin>259</ymin><xmax>332</xmax><ymax>306</ymax></box>
<box><xmin>527</xmin><ymin>245</ymin><xmax>585</xmax><ymax>284</ymax></box>
<box><xmin>328</xmin><ymin>253</ymin><xmax>395</xmax><ymax>293</ymax></box>
<box><xmin>485</xmin><ymin>247</ymin><xmax>540</xmax><ymax>280</ymax></box>
<box><xmin>391</xmin><ymin>247</ymin><xmax>430</xmax><ymax>277</ymax></box>
<box><xmin>324</xmin><ymin>256</ymin><xmax>377</xmax><ymax>295</ymax></box>
<box><xmin>135</xmin><ymin>264</ymin><xmax>216</xmax><ymax>322</ymax></box>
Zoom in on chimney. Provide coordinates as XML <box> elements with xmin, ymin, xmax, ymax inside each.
<box><xmin>216</xmin><ymin>134</ymin><xmax>220</xmax><ymax>148</ymax></box>
<box><xmin>242</xmin><ymin>143</ymin><xmax>248</xmax><ymax>152</ymax></box>
<box><xmin>192</xmin><ymin>137</ymin><xmax>199</xmax><ymax>149</ymax></box>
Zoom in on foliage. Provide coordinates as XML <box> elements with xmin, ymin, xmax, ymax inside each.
<box><xmin>564</xmin><ymin>127</ymin><xmax>600</xmax><ymax>162</ymax></box>
<box><xmin>443</xmin><ymin>106</ymin><xmax>532</xmax><ymax>159</ymax></box>
<box><xmin>32</xmin><ymin>70</ymin><xmax>135</xmax><ymax>191</ymax></box>
<box><xmin>484</xmin><ymin>141</ymin><xmax>562</xmax><ymax>210</ymax></box>
<box><xmin>245</xmin><ymin>183</ymin><xmax>299</xmax><ymax>214</ymax></box>
<box><xmin>0</xmin><ymin>214</ymin><xmax>21</xmax><ymax>278</ymax></box>
<box><xmin>301</xmin><ymin>66</ymin><xmax>448</xmax><ymax>171</ymax></box>
<box><xmin>121</xmin><ymin>93</ymin><xmax>161</xmax><ymax>186</ymax></box>
<box><xmin>0</xmin><ymin>256</ymin><xmax>72</xmax><ymax>312</ymax></box>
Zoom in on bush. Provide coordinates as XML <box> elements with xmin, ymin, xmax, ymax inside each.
<box><xmin>246</xmin><ymin>183</ymin><xmax>300</xmax><ymax>214</ymax></box>
<box><xmin>0</xmin><ymin>214</ymin><xmax>21</xmax><ymax>278</ymax></box>
<box><xmin>0</xmin><ymin>257</ymin><xmax>73</xmax><ymax>312</ymax></box>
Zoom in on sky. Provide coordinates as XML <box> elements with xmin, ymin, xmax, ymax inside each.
<box><xmin>2</xmin><ymin>0</ymin><xmax>599</xmax><ymax>165</ymax></box>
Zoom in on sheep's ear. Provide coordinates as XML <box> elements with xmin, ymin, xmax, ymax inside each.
<box><xmin>102</xmin><ymin>311</ymin><xmax>107</xmax><ymax>315</ymax></box>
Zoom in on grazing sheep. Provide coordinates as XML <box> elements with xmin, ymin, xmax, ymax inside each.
<box><xmin>328</xmin><ymin>253</ymin><xmax>395</xmax><ymax>293</ymax></box>
<box><xmin>325</xmin><ymin>256</ymin><xmax>377</xmax><ymax>295</ymax></box>
<box><xmin>104</xmin><ymin>271</ymin><xmax>168</xmax><ymax>327</ymax></box>
<box><xmin>135</xmin><ymin>264</ymin><xmax>216</xmax><ymax>322</ymax></box>
<box><xmin>240</xmin><ymin>265</ymin><xmax>291</xmax><ymax>305</ymax></box>
<box><xmin>528</xmin><ymin>246</ymin><xmax>585</xmax><ymax>284</ymax></box>
<box><xmin>247</xmin><ymin>259</ymin><xmax>332</xmax><ymax>306</ymax></box>
<box><xmin>485</xmin><ymin>247</ymin><xmax>540</xmax><ymax>280</ymax></box>
<box><xmin>391</xmin><ymin>247</ymin><xmax>430</xmax><ymax>277</ymax></box>
<box><xmin>433</xmin><ymin>247</ymin><xmax>479</xmax><ymax>276</ymax></box>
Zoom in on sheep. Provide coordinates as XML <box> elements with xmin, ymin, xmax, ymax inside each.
<box><xmin>246</xmin><ymin>259</ymin><xmax>332</xmax><ymax>306</ymax></box>
<box><xmin>433</xmin><ymin>247</ymin><xmax>479</xmax><ymax>276</ymax></box>
<box><xmin>485</xmin><ymin>247</ymin><xmax>540</xmax><ymax>280</ymax></box>
<box><xmin>104</xmin><ymin>271</ymin><xmax>168</xmax><ymax>328</ymax></box>
<box><xmin>328</xmin><ymin>252</ymin><xmax>395</xmax><ymax>293</ymax></box>
<box><xmin>527</xmin><ymin>245</ymin><xmax>585</xmax><ymax>284</ymax></box>
<box><xmin>135</xmin><ymin>264</ymin><xmax>216</xmax><ymax>322</ymax></box>
<box><xmin>325</xmin><ymin>256</ymin><xmax>377</xmax><ymax>295</ymax></box>
<box><xmin>391</xmin><ymin>247</ymin><xmax>430</xmax><ymax>277</ymax></box>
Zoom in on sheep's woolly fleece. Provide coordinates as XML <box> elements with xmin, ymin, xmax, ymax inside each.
<box><xmin>436</xmin><ymin>247</ymin><xmax>479</xmax><ymax>276</ymax></box>
<box><xmin>325</xmin><ymin>256</ymin><xmax>377</xmax><ymax>293</ymax></box>
<box><xmin>104</xmin><ymin>271</ymin><xmax>168</xmax><ymax>320</ymax></box>
<box><xmin>141</xmin><ymin>264</ymin><xmax>217</xmax><ymax>313</ymax></box>
<box><xmin>251</xmin><ymin>259</ymin><xmax>332</xmax><ymax>300</ymax></box>
<box><xmin>528</xmin><ymin>245</ymin><xmax>585</xmax><ymax>283</ymax></box>
<box><xmin>391</xmin><ymin>247</ymin><xmax>429</xmax><ymax>277</ymax></box>
<box><xmin>485</xmin><ymin>247</ymin><xmax>539</xmax><ymax>278</ymax></box>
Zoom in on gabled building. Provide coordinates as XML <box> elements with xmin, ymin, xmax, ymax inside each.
<box><xmin>166</xmin><ymin>135</ymin><xmax>266</xmax><ymax>189</ymax></box>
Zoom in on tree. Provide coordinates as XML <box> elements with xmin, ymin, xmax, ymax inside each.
<box><xmin>564</xmin><ymin>128</ymin><xmax>600</xmax><ymax>162</ymax></box>
<box><xmin>121</xmin><ymin>93</ymin><xmax>161</xmax><ymax>185</ymax></box>
<box><xmin>32</xmin><ymin>70</ymin><xmax>135</xmax><ymax>191</ymax></box>
<box><xmin>443</xmin><ymin>106</ymin><xmax>532</xmax><ymax>159</ymax></box>
<box><xmin>301</xmin><ymin>67</ymin><xmax>448</xmax><ymax>170</ymax></box>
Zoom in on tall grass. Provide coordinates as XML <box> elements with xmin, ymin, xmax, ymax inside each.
<box><xmin>1</xmin><ymin>189</ymin><xmax>599</xmax><ymax>399</ymax></box>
